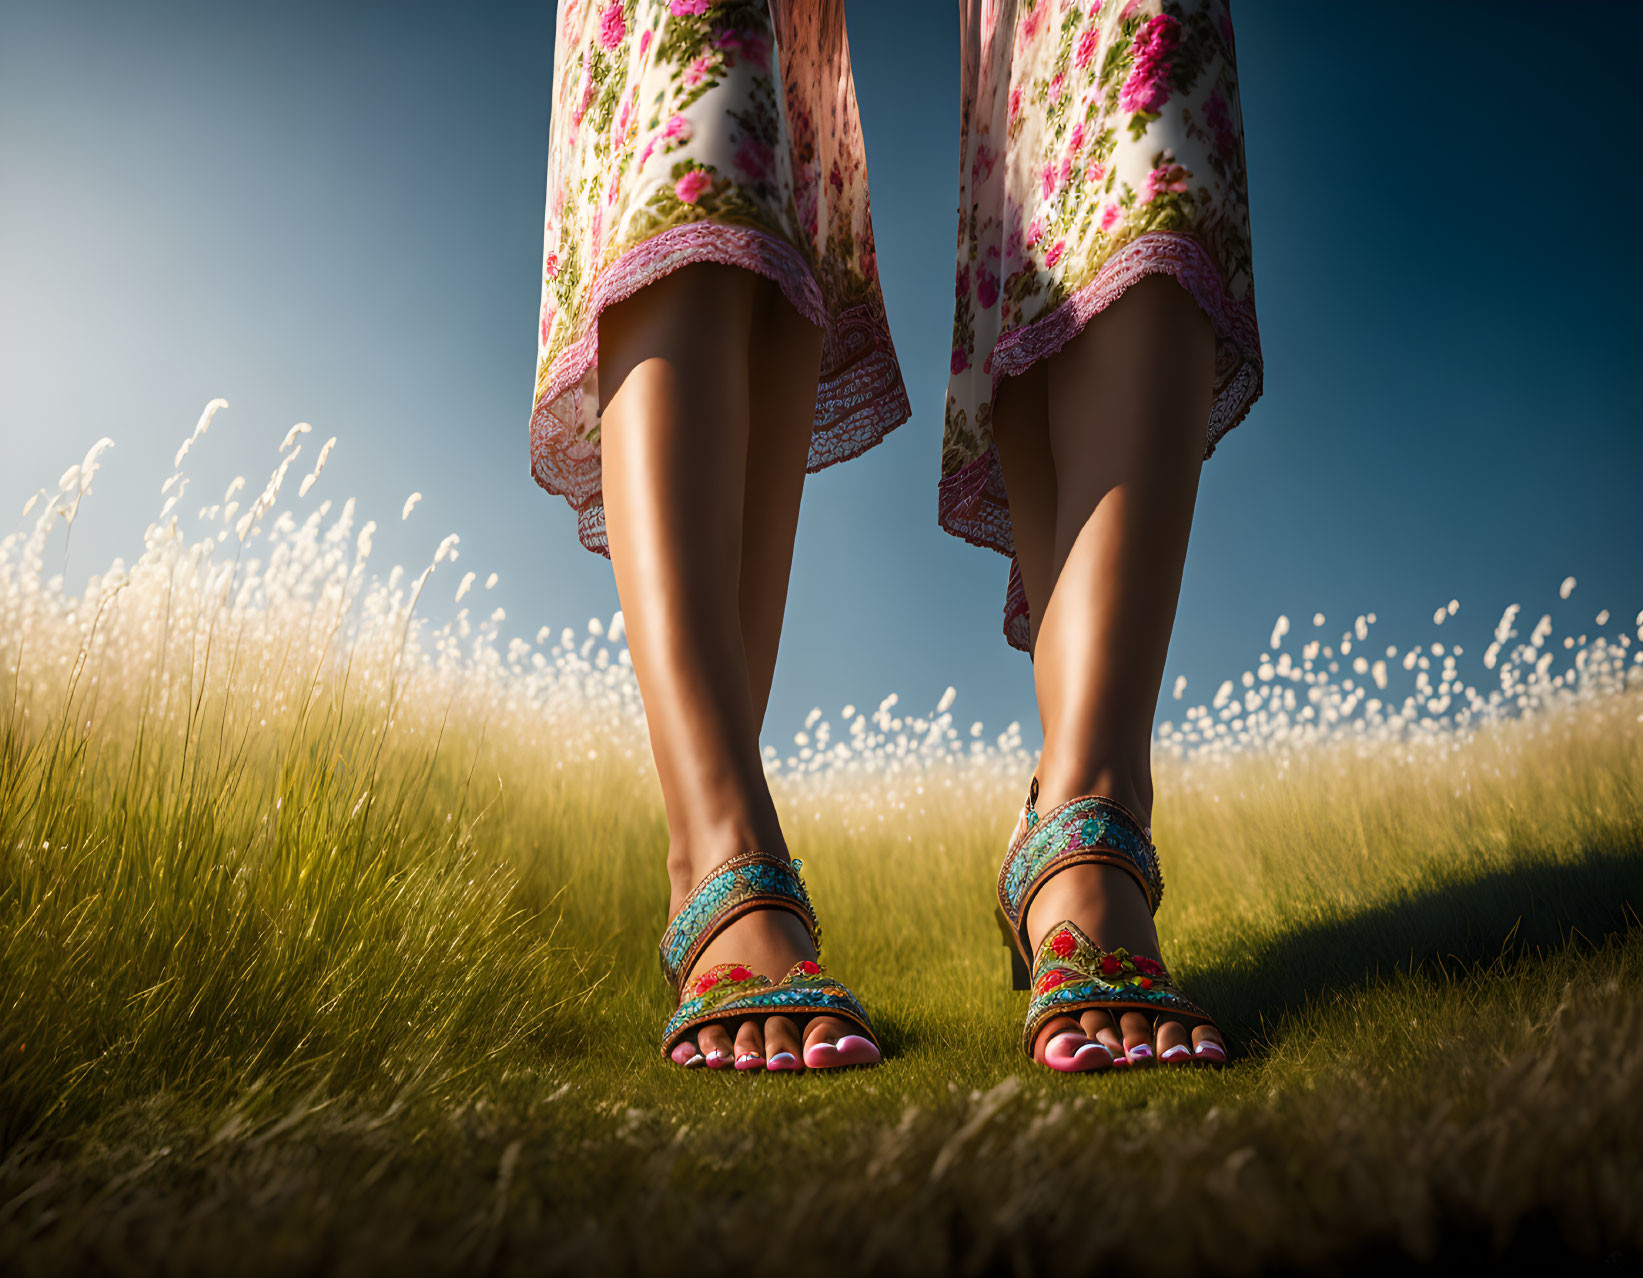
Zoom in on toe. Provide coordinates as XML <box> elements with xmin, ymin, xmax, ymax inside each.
<box><xmin>1037</xmin><ymin>1015</ymin><xmax>1110</xmax><ymax>1072</ymax></box>
<box><xmin>670</xmin><ymin>1038</ymin><xmax>702</xmax><ymax>1068</ymax></box>
<box><xmin>1033</xmin><ymin>1015</ymin><xmax>1081</xmax><ymax>1067</ymax></box>
<box><xmin>1192</xmin><ymin>1024</ymin><xmax>1228</xmax><ymax>1065</ymax></box>
<box><xmin>734</xmin><ymin>1019</ymin><xmax>766</xmax><ymax>1071</ymax></box>
<box><xmin>1156</xmin><ymin>1018</ymin><xmax>1193</xmax><ymax>1066</ymax></box>
<box><xmin>805</xmin><ymin>1016</ymin><xmax>877</xmax><ymax>1070</ymax></box>
<box><xmin>697</xmin><ymin>1022</ymin><xmax>735</xmax><ymax>1070</ymax></box>
<box><xmin>1119</xmin><ymin>1011</ymin><xmax>1155</xmax><ymax>1067</ymax></box>
<box><xmin>764</xmin><ymin>1014</ymin><xmax>803</xmax><ymax>1072</ymax></box>
<box><xmin>1080</xmin><ymin>1009</ymin><xmax>1127</xmax><ymax>1067</ymax></box>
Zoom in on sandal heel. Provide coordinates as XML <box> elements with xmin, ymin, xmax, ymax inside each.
<box><xmin>996</xmin><ymin>907</ymin><xmax>1030</xmax><ymax>991</ymax></box>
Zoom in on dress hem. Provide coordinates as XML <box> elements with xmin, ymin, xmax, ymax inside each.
<box><xmin>529</xmin><ymin>221</ymin><xmax>909</xmax><ymax>557</ymax></box>
<box><xmin>936</xmin><ymin>230</ymin><xmax>1264</xmax><ymax>652</ymax></box>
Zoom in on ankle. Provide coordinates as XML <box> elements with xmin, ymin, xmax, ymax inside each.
<box><xmin>665</xmin><ymin>817</ymin><xmax>789</xmax><ymax>911</ymax></box>
<box><xmin>1031</xmin><ymin>759</ymin><xmax>1153</xmax><ymax>828</ymax></box>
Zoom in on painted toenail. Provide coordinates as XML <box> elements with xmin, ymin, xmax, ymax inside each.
<box><xmin>705</xmin><ymin>1050</ymin><xmax>728</xmax><ymax>1068</ymax></box>
<box><xmin>1128</xmin><ymin>1045</ymin><xmax>1153</xmax><ymax>1062</ymax></box>
<box><xmin>735</xmin><ymin>1052</ymin><xmax>764</xmax><ymax>1071</ymax></box>
<box><xmin>1161</xmin><ymin>1045</ymin><xmax>1192</xmax><ymax>1062</ymax></box>
<box><xmin>1195</xmin><ymin>1042</ymin><xmax>1227</xmax><ymax>1059</ymax></box>
<box><xmin>683</xmin><ymin>1053</ymin><xmax>704</xmax><ymax>1068</ymax></box>
<box><xmin>766</xmin><ymin>1051</ymin><xmax>800</xmax><ymax>1072</ymax></box>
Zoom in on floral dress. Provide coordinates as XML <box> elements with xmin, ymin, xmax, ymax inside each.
<box><xmin>942</xmin><ymin>0</ymin><xmax>1263</xmax><ymax>650</ymax></box>
<box><xmin>531</xmin><ymin>0</ymin><xmax>909</xmax><ymax>555</ymax></box>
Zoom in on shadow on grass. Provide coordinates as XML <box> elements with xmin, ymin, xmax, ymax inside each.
<box><xmin>1198</xmin><ymin>845</ymin><xmax>1643</xmax><ymax>1045</ymax></box>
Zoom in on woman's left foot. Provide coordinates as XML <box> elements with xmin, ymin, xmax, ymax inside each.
<box><xmin>999</xmin><ymin>785</ymin><xmax>1226</xmax><ymax>1071</ymax></box>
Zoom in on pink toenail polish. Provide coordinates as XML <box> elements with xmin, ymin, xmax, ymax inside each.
<box><xmin>766</xmin><ymin>1051</ymin><xmax>800</xmax><ymax>1072</ymax></box>
<box><xmin>1161</xmin><ymin>1045</ymin><xmax>1192</xmax><ymax>1062</ymax></box>
<box><xmin>705</xmin><ymin>1050</ymin><xmax>728</xmax><ymax>1068</ymax></box>
<box><xmin>683</xmin><ymin>1053</ymin><xmax>704</xmax><ymax>1068</ymax></box>
<box><xmin>735</xmin><ymin>1053</ymin><xmax>764</xmax><ymax>1071</ymax></box>
<box><xmin>1195</xmin><ymin>1042</ymin><xmax>1227</xmax><ymax>1060</ymax></box>
<box><xmin>831</xmin><ymin>1035</ymin><xmax>880</xmax><ymax>1067</ymax></box>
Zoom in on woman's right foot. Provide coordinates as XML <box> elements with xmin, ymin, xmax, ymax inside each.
<box><xmin>663</xmin><ymin>851</ymin><xmax>879</xmax><ymax>1072</ymax></box>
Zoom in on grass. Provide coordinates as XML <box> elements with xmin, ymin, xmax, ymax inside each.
<box><xmin>3</xmin><ymin>420</ymin><xmax>1642</xmax><ymax>1274</ymax></box>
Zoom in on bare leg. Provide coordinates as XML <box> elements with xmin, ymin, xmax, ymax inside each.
<box><xmin>598</xmin><ymin>265</ymin><xmax>856</xmax><ymax>1069</ymax></box>
<box><xmin>993</xmin><ymin>273</ymin><xmax>1228</xmax><ymax>1067</ymax></box>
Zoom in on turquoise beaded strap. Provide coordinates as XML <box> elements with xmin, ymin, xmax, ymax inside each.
<box><xmin>997</xmin><ymin>793</ymin><xmax>1163</xmax><ymax>953</ymax></box>
<box><xmin>1021</xmin><ymin>920</ymin><xmax>1212</xmax><ymax>1056</ymax></box>
<box><xmin>658</xmin><ymin>851</ymin><xmax>818</xmax><ymax>994</ymax></box>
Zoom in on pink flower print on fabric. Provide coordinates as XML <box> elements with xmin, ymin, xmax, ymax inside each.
<box><xmin>1119</xmin><ymin>13</ymin><xmax>1181</xmax><ymax>115</ymax></box>
<box><xmin>1099</xmin><ymin>201</ymin><xmax>1123</xmax><ymax>233</ymax></box>
<box><xmin>670</xmin><ymin>0</ymin><xmax>711</xmax><ymax>15</ymax></box>
<box><xmin>1203</xmin><ymin>89</ymin><xmax>1237</xmax><ymax>159</ymax></box>
<box><xmin>1044</xmin><ymin>239</ymin><xmax>1065</xmax><ymax>267</ymax></box>
<box><xmin>664</xmin><ymin>113</ymin><xmax>693</xmax><ymax>142</ymax></box>
<box><xmin>1139</xmin><ymin>155</ymin><xmax>1191</xmax><ymax>204</ymax></box>
<box><xmin>683</xmin><ymin>54</ymin><xmax>714</xmax><ymax>87</ymax></box>
<box><xmin>716</xmin><ymin>26</ymin><xmax>771</xmax><ymax>68</ymax></box>
<box><xmin>1075</xmin><ymin>29</ymin><xmax>1098</xmax><ymax>70</ymax></box>
<box><xmin>639</xmin><ymin>28</ymin><xmax>654</xmax><ymax>58</ymax></box>
<box><xmin>674</xmin><ymin>169</ymin><xmax>712</xmax><ymax>204</ymax></box>
<box><xmin>573</xmin><ymin>51</ymin><xmax>596</xmax><ymax>125</ymax></box>
<box><xmin>976</xmin><ymin>264</ymin><xmax>999</xmax><ymax>309</ymax></box>
<box><xmin>1025</xmin><ymin>214</ymin><xmax>1046</xmax><ymax>246</ymax></box>
<box><xmin>972</xmin><ymin>141</ymin><xmax>997</xmax><ymax>182</ymax></box>
<box><xmin>598</xmin><ymin>1</ymin><xmax>626</xmax><ymax>51</ymax></box>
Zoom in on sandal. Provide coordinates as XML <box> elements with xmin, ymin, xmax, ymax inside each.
<box><xmin>995</xmin><ymin>779</ymin><xmax>1224</xmax><ymax>1068</ymax></box>
<box><xmin>659</xmin><ymin>850</ymin><xmax>880</xmax><ymax>1070</ymax></box>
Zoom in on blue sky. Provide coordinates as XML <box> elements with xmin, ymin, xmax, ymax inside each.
<box><xmin>3</xmin><ymin>1</ymin><xmax>1639</xmax><ymax>747</ymax></box>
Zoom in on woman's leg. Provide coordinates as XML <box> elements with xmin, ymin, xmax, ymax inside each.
<box><xmin>598</xmin><ymin>264</ymin><xmax>853</xmax><ymax>1068</ymax></box>
<box><xmin>993</xmin><ymin>273</ymin><xmax>1228</xmax><ymax>1065</ymax></box>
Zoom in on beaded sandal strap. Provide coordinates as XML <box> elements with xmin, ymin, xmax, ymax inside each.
<box><xmin>1022</xmin><ymin>920</ymin><xmax>1213</xmax><ymax>1056</ymax></box>
<box><xmin>658</xmin><ymin>851</ymin><xmax>819</xmax><ymax>995</ymax></box>
<box><xmin>997</xmin><ymin>781</ymin><xmax>1164</xmax><ymax>960</ymax></box>
<box><xmin>660</xmin><ymin>959</ymin><xmax>875</xmax><ymax>1059</ymax></box>
<box><xmin>992</xmin><ymin>772</ymin><xmax>1163</xmax><ymax>952</ymax></box>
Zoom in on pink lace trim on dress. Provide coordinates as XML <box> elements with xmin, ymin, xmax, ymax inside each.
<box><xmin>529</xmin><ymin>221</ymin><xmax>910</xmax><ymax>556</ymax></box>
<box><xmin>937</xmin><ymin>230</ymin><xmax>1263</xmax><ymax>652</ymax></box>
